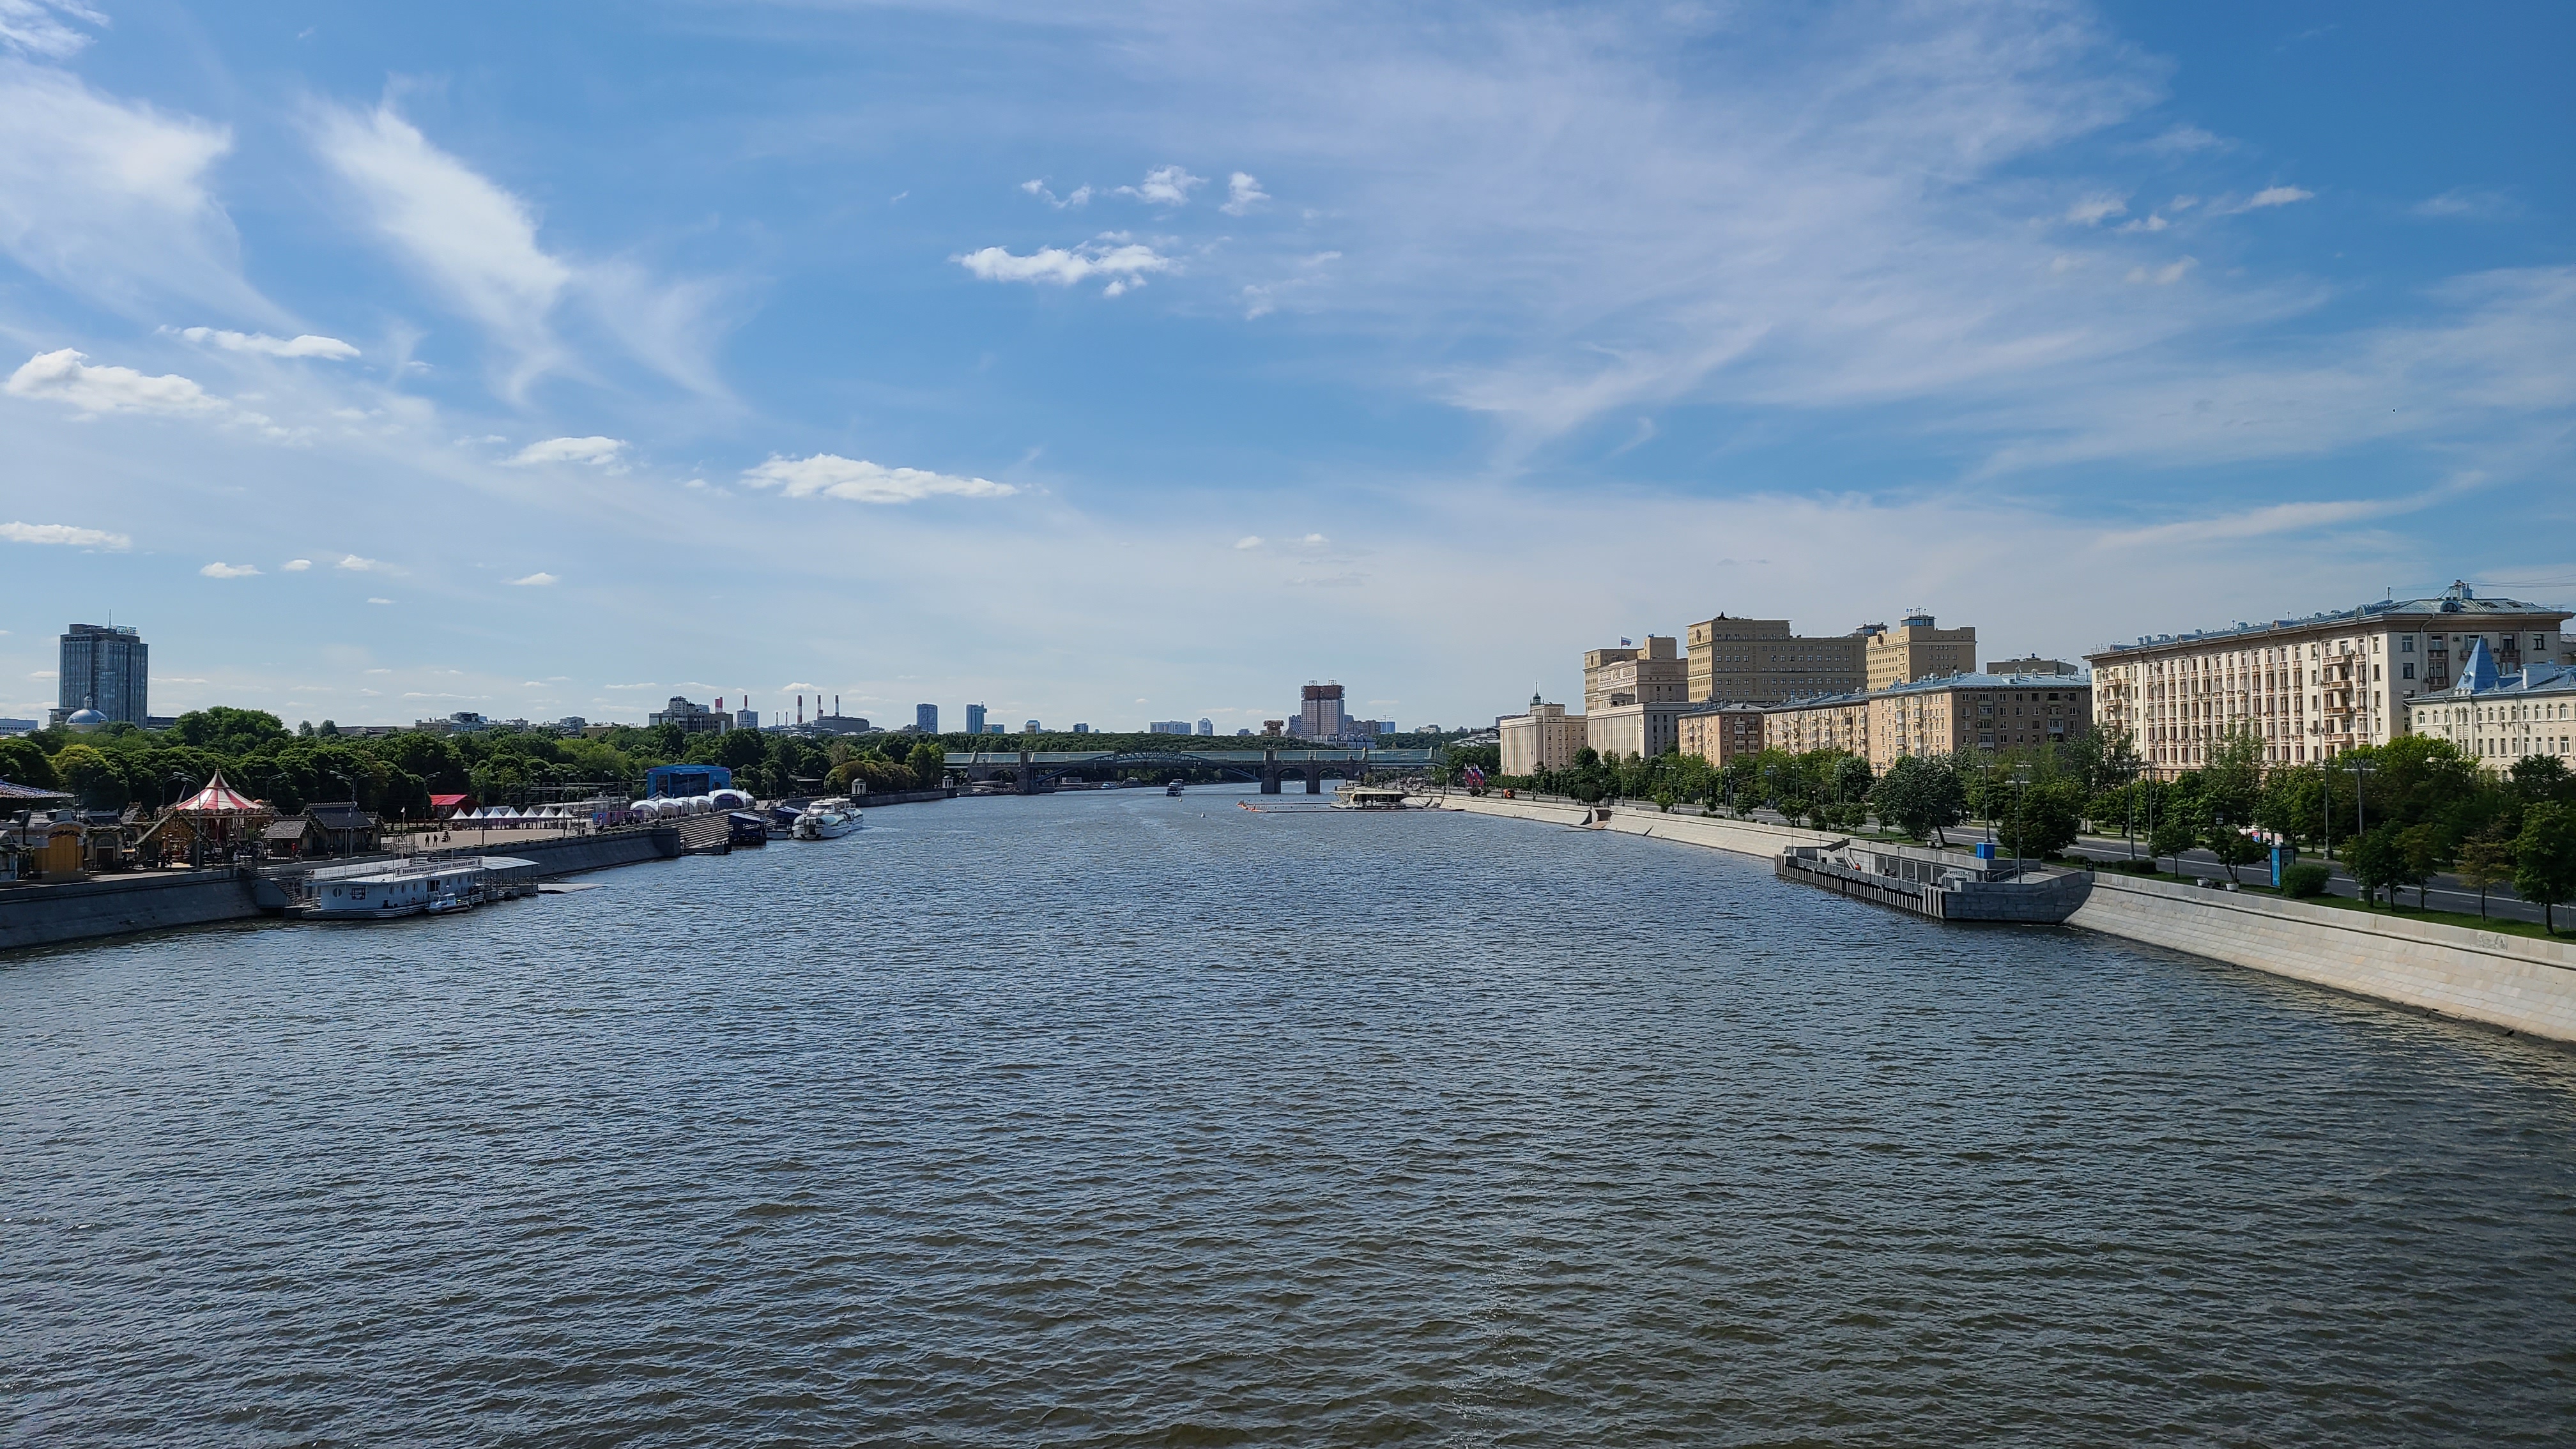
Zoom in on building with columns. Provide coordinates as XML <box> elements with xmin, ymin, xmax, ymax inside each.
<box><xmin>1499</xmin><ymin>698</ymin><xmax>1587</xmax><ymax>776</ymax></box>
<box><xmin>2086</xmin><ymin>582</ymin><xmax>2572</xmax><ymax>778</ymax></box>
<box><xmin>2407</xmin><ymin>639</ymin><xmax>2576</xmax><ymax>772</ymax></box>
<box><xmin>1584</xmin><ymin>636</ymin><xmax>1691</xmax><ymax>761</ymax></box>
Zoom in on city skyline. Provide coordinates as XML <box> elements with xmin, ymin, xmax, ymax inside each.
<box><xmin>3</xmin><ymin>2</ymin><xmax>2571</xmax><ymax>727</ymax></box>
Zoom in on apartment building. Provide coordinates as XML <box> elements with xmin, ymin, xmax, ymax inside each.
<box><xmin>2086</xmin><ymin>582</ymin><xmax>2573</xmax><ymax>778</ymax></box>
<box><xmin>2407</xmin><ymin>639</ymin><xmax>2576</xmax><ymax>771</ymax></box>
<box><xmin>1757</xmin><ymin>673</ymin><xmax>2092</xmax><ymax>774</ymax></box>
<box><xmin>1683</xmin><ymin>615</ymin><xmax>1866</xmax><ymax>702</ymax></box>
<box><xmin>1584</xmin><ymin>635</ymin><xmax>1691</xmax><ymax>760</ymax></box>
<box><xmin>1862</xmin><ymin>614</ymin><xmax>1977</xmax><ymax>691</ymax></box>
<box><xmin>1676</xmin><ymin>702</ymin><xmax>1767</xmax><ymax>767</ymax></box>
<box><xmin>1499</xmin><ymin>699</ymin><xmax>1587</xmax><ymax>776</ymax></box>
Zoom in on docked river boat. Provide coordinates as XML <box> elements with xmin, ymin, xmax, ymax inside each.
<box><xmin>290</xmin><ymin>855</ymin><xmax>539</xmax><ymax>921</ymax></box>
<box><xmin>1775</xmin><ymin>838</ymin><xmax>2092</xmax><ymax>924</ymax></box>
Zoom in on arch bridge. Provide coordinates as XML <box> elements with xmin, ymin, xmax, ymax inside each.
<box><xmin>944</xmin><ymin>747</ymin><xmax>1439</xmax><ymax>795</ymax></box>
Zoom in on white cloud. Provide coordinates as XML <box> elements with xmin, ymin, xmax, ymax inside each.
<box><xmin>2064</xmin><ymin>194</ymin><xmax>2126</xmax><ymax>226</ymax></box>
<box><xmin>174</xmin><ymin>326</ymin><xmax>359</xmax><ymax>360</ymax></box>
<box><xmin>2124</xmin><ymin>257</ymin><xmax>2196</xmax><ymax>286</ymax></box>
<box><xmin>4</xmin><ymin>348</ymin><xmax>220</xmax><ymax>415</ymax></box>
<box><xmin>1022</xmin><ymin>179</ymin><xmax>1092</xmax><ymax>208</ymax></box>
<box><xmin>312</xmin><ymin>102</ymin><xmax>568</xmax><ymax>385</ymax></box>
<box><xmin>2414</xmin><ymin>188</ymin><xmax>2520</xmax><ymax>221</ymax></box>
<box><xmin>507</xmin><ymin>436</ymin><xmax>629</xmax><ymax>469</ymax></box>
<box><xmin>741</xmin><ymin>454</ymin><xmax>1017</xmax><ymax>504</ymax></box>
<box><xmin>0</xmin><ymin>52</ymin><xmax>271</xmax><ymax>320</ymax></box>
<box><xmin>1</xmin><ymin>519</ymin><xmax>128</xmax><ymax>548</ymax></box>
<box><xmin>2115</xmin><ymin>213</ymin><xmax>2168</xmax><ymax>233</ymax></box>
<box><xmin>1221</xmin><ymin>172</ymin><xmax>1269</xmax><ymax>215</ymax></box>
<box><xmin>2142</xmin><ymin>125</ymin><xmax>2229</xmax><ymax>155</ymax></box>
<box><xmin>199</xmin><ymin>561</ymin><xmax>260</xmax><ymax>578</ymax></box>
<box><xmin>281</xmin><ymin>558</ymin><xmax>311</xmax><ymax>571</ymax></box>
<box><xmin>1234</xmin><ymin>535</ymin><xmax>1263</xmax><ymax>549</ymax></box>
<box><xmin>2212</xmin><ymin>185</ymin><xmax>2315</xmax><ymax>215</ymax></box>
<box><xmin>954</xmin><ymin>240</ymin><xmax>1175</xmax><ymax>295</ymax></box>
<box><xmin>366</xmin><ymin>597</ymin><xmax>393</xmax><ymax>604</ymax></box>
<box><xmin>507</xmin><ymin>571</ymin><xmax>559</xmax><ymax>586</ymax></box>
<box><xmin>0</xmin><ymin>1</ymin><xmax>103</xmax><ymax>59</ymax></box>
<box><xmin>1116</xmin><ymin>165</ymin><xmax>1204</xmax><ymax>206</ymax></box>
<box><xmin>335</xmin><ymin>553</ymin><xmax>388</xmax><ymax>572</ymax></box>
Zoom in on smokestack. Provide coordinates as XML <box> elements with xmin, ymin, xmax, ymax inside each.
<box><xmin>834</xmin><ymin>694</ymin><xmax>840</xmax><ymax>717</ymax></box>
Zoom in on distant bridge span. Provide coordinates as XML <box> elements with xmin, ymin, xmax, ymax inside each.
<box><xmin>943</xmin><ymin>747</ymin><xmax>1439</xmax><ymax>795</ymax></box>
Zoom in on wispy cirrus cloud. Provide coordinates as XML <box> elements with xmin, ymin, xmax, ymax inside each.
<box><xmin>310</xmin><ymin>101</ymin><xmax>730</xmax><ymax>399</ymax></box>
<box><xmin>741</xmin><ymin>454</ymin><xmax>1016</xmax><ymax>503</ymax></box>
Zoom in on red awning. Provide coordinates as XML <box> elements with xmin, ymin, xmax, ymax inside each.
<box><xmin>173</xmin><ymin>770</ymin><xmax>264</xmax><ymax>813</ymax></box>
<box><xmin>429</xmin><ymin>793</ymin><xmax>472</xmax><ymax>809</ymax></box>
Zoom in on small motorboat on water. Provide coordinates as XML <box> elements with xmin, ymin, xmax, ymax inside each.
<box><xmin>793</xmin><ymin>797</ymin><xmax>862</xmax><ymax>839</ymax></box>
<box><xmin>1330</xmin><ymin>786</ymin><xmax>1415</xmax><ymax>811</ymax></box>
<box><xmin>1166</xmin><ymin>781</ymin><xmax>1184</xmax><ymax>797</ymax></box>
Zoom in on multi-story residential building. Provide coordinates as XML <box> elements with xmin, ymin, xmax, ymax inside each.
<box><xmin>2407</xmin><ymin>640</ymin><xmax>2576</xmax><ymax>770</ymax></box>
<box><xmin>2087</xmin><ymin>582</ymin><xmax>2573</xmax><ymax>778</ymax></box>
<box><xmin>1196</xmin><ymin>719</ymin><xmax>1213</xmax><ymax>735</ymax></box>
<box><xmin>1499</xmin><ymin>698</ymin><xmax>1586</xmax><ymax>776</ymax></box>
<box><xmin>915</xmin><ymin>703</ymin><xmax>939</xmax><ymax>733</ymax></box>
<box><xmin>56</xmin><ymin>624</ymin><xmax>148</xmax><ymax>726</ymax></box>
<box><xmin>1147</xmin><ymin>721</ymin><xmax>1193</xmax><ymax>734</ymax></box>
<box><xmin>1986</xmin><ymin>656</ymin><xmax>2078</xmax><ymax>676</ymax></box>
<box><xmin>1584</xmin><ymin>636</ymin><xmax>1690</xmax><ymax>760</ymax></box>
<box><xmin>965</xmin><ymin>704</ymin><xmax>986</xmax><ymax>735</ymax></box>
<box><xmin>1862</xmin><ymin>613</ymin><xmax>1977</xmax><ymax>691</ymax></box>
<box><xmin>1756</xmin><ymin>673</ymin><xmax>2092</xmax><ymax>773</ymax></box>
<box><xmin>1298</xmin><ymin>683</ymin><xmax>1348</xmax><ymax>739</ymax></box>
<box><xmin>1684</xmin><ymin>615</ymin><xmax>1866</xmax><ymax>702</ymax></box>
<box><xmin>648</xmin><ymin>696</ymin><xmax>730</xmax><ymax>733</ymax></box>
<box><xmin>1676</xmin><ymin>702</ymin><xmax>1767</xmax><ymax>766</ymax></box>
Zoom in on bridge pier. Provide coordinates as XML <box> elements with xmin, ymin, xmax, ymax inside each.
<box><xmin>1261</xmin><ymin>747</ymin><xmax>1282</xmax><ymax>795</ymax></box>
<box><xmin>1017</xmin><ymin>749</ymin><xmax>1034</xmax><ymax>795</ymax></box>
<box><xmin>1303</xmin><ymin>762</ymin><xmax>1323</xmax><ymax>795</ymax></box>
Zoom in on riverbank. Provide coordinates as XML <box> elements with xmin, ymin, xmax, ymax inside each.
<box><xmin>1427</xmin><ymin>792</ymin><xmax>2576</xmax><ymax>1046</ymax></box>
<box><xmin>1</xmin><ymin>789</ymin><xmax>958</xmax><ymax>954</ymax></box>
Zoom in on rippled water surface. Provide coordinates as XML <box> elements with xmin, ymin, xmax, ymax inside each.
<box><xmin>8</xmin><ymin>788</ymin><xmax>2576</xmax><ymax>1445</ymax></box>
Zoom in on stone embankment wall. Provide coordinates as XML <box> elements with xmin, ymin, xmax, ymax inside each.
<box><xmin>509</xmin><ymin>828</ymin><xmax>682</xmax><ymax>876</ymax></box>
<box><xmin>0</xmin><ymin>871</ymin><xmax>262</xmax><ymax>953</ymax></box>
<box><xmin>1432</xmin><ymin>793</ymin><xmax>2576</xmax><ymax>1045</ymax></box>
<box><xmin>2066</xmin><ymin>875</ymin><xmax>2576</xmax><ymax>1042</ymax></box>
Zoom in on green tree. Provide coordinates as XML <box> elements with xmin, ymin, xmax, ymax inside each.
<box><xmin>2510</xmin><ymin>753</ymin><xmax>2573</xmax><ymax>806</ymax></box>
<box><xmin>174</xmin><ymin>706</ymin><xmax>289</xmax><ymax>755</ymax></box>
<box><xmin>1869</xmin><ymin>755</ymin><xmax>1965</xmax><ymax>843</ymax></box>
<box><xmin>2013</xmin><ymin>778</ymin><xmax>2085</xmax><ymax>861</ymax></box>
<box><xmin>2396</xmin><ymin>823</ymin><xmax>2444</xmax><ymax>909</ymax></box>
<box><xmin>2202</xmin><ymin>815</ymin><xmax>2267</xmax><ymax>885</ymax></box>
<box><xmin>49</xmin><ymin>742</ymin><xmax>128</xmax><ymax>809</ymax></box>
<box><xmin>2456</xmin><ymin>828</ymin><xmax>2517</xmax><ymax>921</ymax></box>
<box><xmin>2347</xmin><ymin>825</ymin><xmax>2407</xmax><ymax>907</ymax></box>
<box><xmin>0</xmin><ymin>737</ymin><xmax>60</xmax><ymax>790</ymax></box>
<box><xmin>2513</xmin><ymin>802</ymin><xmax>2576</xmax><ymax>935</ymax></box>
<box><xmin>906</xmin><ymin>740</ymin><xmax>947</xmax><ymax>790</ymax></box>
<box><xmin>2148</xmin><ymin>812</ymin><xmax>2196</xmax><ymax>876</ymax></box>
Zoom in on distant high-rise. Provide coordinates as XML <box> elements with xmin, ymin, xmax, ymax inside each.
<box><xmin>1195</xmin><ymin>718</ymin><xmax>1213</xmax><ymax>735</ymax></box>
<box><xmin>57</xmin><ymin>624</ymin><xmax>147</xmax><ymax>725</ymax></box>
<box><xmin>965</xmin><ymin>703</ymin><xmax>986</xmax><ymax>735</ymax></box>
<box><xmin>916</xmin><ymin>703</ymin><xmax>939</xmax><ymax>733</ymax></box>
<box><xmin>1025</xmin><ymin>719</ymin><xmax>1041</xmax><ymax>733</ymax></box>
<box><xmin>1148</xmin><ymin>720</ymin><xmax>1192</xmax><ymax>734</ymax></box>
<box><xmin>1298</xmin><ymin>682</ymin><xmax>1347</xmax><ymax>739</ymax></box>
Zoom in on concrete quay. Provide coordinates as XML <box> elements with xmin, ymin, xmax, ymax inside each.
<box><xmin>1429</xmin><ymin>792</ymin><xmax>2576</xmax><ymax>1046</ymax></box>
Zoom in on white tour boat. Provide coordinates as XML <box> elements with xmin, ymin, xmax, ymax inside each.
<box><xmin>793</xmin><ymin>797</ymin><xmax>862</xmax><ymax>839</ymax></box>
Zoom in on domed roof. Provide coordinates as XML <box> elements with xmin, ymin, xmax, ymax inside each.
<box><xmin>65</xmin><ymin>709</ymin><xmax>108</xmax><ymax>732</ymax></box>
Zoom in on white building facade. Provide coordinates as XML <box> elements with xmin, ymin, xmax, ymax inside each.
<box><xmin>2407</xmin><ymin>640</ymin><xmax>2576</xmax><ymax>771</ymax></box>
<box><xmin>2087</xmin><ymin>583</ymin><xmax>2572</xmax><ymax>779</ymax></box>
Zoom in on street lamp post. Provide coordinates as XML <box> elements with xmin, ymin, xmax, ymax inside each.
<box><xmin>2350</xmin><ymin>757</ymin><xmax>2375</xmax><ymax>843</ymax></box>
<box><xmin>2011</xmin><ymin>765</ymin><xmax>2031</xmax><ymax>876</ymax></box>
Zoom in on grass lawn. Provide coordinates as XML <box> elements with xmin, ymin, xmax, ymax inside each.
<box><xmin>2235</xmin><ymin>885</ymin><xmax>2569</xmax><ymax>942</ymax></box>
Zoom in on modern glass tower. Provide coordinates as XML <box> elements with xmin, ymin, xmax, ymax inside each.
<box><xmin>965</xmin><ymin>703</ymin><xmax>985</xmax><ymax>735</ymax></box>
<box><xmin>58</xmin><ymin>624</ymin><xmax>148</xmax><ymax>724</ymax></box>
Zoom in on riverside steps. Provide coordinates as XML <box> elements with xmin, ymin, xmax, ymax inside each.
<box><xmin>1427</xmin><ymin>792</ymin><xmax>2576</xmax><ymax>1046</ymax></box>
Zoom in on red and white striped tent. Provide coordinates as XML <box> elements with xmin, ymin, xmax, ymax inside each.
<box><xmin>174</xmin><ymin>770</ymin><xmax>263</xmax><ymax>814</ymax></box>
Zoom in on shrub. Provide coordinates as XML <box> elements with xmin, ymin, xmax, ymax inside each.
<box><xmin>2281</xmin><ymin>861</ymin><xmax>2331</xmax><ymax>898</ymax></box>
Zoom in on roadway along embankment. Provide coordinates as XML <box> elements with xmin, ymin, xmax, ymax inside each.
<box><xmin>1430</xmin><ymin>793</ymin><xmax>2576</xmax><ymax>1046</ymax></box>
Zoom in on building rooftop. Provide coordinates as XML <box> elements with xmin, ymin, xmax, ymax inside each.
<box><xmin>2412</xmin><ymin>640</ymin><xmax>2576</xmax><ymax>703</ymax></box>
<box><xmin>2091</xmin><ymin>581</ymin><xmax>2572</xmax><ymax>657</ymax></box>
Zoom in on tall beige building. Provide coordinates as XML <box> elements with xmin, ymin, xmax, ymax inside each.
<box><xmin>1499</xmin><ymin>698</ymin><xmax>1586</xmax><ymax>776</ymax></box>
<box><xmin>1684</xmin><ymin>615</ymin><xmax>1866</xmax><ymax>702</ymax></box>
<box><xmin>2086</xmin><ymin>582</ymin><xmax>2573</xmax><ymax>778</ymax></box>
<box><xmin>1759</xmin><ymin>673</ymin><xmax>2092</xmax><ymax>774</ymax></box>
<box><xmin>1863</xmin><ymin>613</ymin><xmax>1977</xmax><ymax>691</ymax></box>
<box><xmin>1581</xmin><ymin>636</ymin><xmax>1690</xmax><ymax>762</ymax></box>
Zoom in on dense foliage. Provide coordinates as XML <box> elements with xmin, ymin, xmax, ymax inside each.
<box><xmin>0</xmin><ymin>711</ymin><xmax>962</xmax><ymax>818</ymax></box>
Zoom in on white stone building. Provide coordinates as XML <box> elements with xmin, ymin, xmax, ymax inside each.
<box><xmin>2407</xmin><ymin>639</ymin><xmax>2576</xmax><ymax>771</ymax></box>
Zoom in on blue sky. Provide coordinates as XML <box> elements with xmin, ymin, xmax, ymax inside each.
<box><xmin>1</xmin><ymin>0</ymin><xmax>2568</xmax><ymax>730</ymax></box>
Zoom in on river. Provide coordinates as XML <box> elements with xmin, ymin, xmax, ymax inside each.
<box><xmin>6</xmin><ymin>786</ymin><xmax>2573</xmax><ymax>1444</ymax></box>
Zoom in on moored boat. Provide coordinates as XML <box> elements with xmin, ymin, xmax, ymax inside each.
<box><xmin>792</xmin><ymin>797</ymin><xmax>862</xmax><ymax>839</ymax></box>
